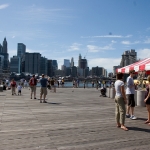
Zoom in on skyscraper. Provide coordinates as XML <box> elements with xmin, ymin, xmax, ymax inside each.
<box><xmin>17</xmin><ymin>43</ymin><xmax>26</xmax><ymax>57</ymax></box>
<box><xmin>47</xmin><ymin>59</ymin><xmax>53</xmax><ymax>77</ymax></box>
<box><xmin>52</xmin><ymin>60</ymin><xmax>58</xmax><ymax>70</ymax></box>
<box><xmin>0</xmin><ymin>55</ymin><xmax>4</xmax><ymax>73</ymax></box>
<box><xmin>71</xmin><ymin>57</ymin><xmax>74</xmax><ymax>67</ymax></box>
<box><xmin>0</xmin><ymin>44</ymin><xmax>3</xmax><ymax>53</ymax></box>
<box><xmin>64</xmin><ymin>59</ymin><xmax>70</xmax><ymax>67</ymax></box>
<box><xmin>10</xmin><ymin>56</ymin><xmax>20</xmax><ymax>73</ymax></box>
<box><xmin>0</xmin><ymin>38</ymin><xmax>9</xmax><ymax>72</ymax></box>
<box><xmin>24</xmin><ymin>52</ymin><xmax>41</xmax><ymax>74</ymax></box>
<box><xmin>78</xmin><ymin>54</ymin><xmax>82</xmax><ymax>68</ymax></box>
<box><xmin>2</xmin><ymin>37</ymin><xmax>7</xmax><ymax>53</ymax></box>
<box><xmin>40</xmin><ymin>57</ymin><xmax>47</xmax><ymax>75</ymax></box>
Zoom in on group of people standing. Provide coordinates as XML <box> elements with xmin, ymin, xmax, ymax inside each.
<box><xmin>114</xmin><ymin>70</ymin><xmax>150</xmax><ymax>131</ymax></box>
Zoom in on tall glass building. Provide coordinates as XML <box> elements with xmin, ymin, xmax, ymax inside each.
<box><xmin>64</xmin><ymin>59</ymin><xmax>70</xmax><ymax>67</ymax></box>
<box><xmin>40</xmin><ymin>57</ymin><xmax>48</xmax><ymax>75</ymax></box>
<box><xmin>24</xmin><ymin>52</ymin><xmax>41</xmax><ymax>74</ymax></box>
<box><xmin>17</xmin><ymin>43</ymin><xmax>26</xmax><ymax>57</ymax></box>
<box><xmin>52</xmin><ymin>60</ymin><xmax>58</xmax><ymax>70</ymax></box>
<box><xmin>10</xmin><ymin>56</ymin><xmax>20</xmax><ymax>73</ymax></box>
<box><xmin>0</xmin><ymin>55</ymin><xmax>4</xmax><ymax>73</ymax></box>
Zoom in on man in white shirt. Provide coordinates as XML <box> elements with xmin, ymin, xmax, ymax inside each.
<box><xmin>126</xmin><ymin>70</ymin><xmax>137</xmax><ymax>120</ymax></box>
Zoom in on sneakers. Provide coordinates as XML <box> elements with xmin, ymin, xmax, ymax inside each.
<box><xmin>130</xmin><ymin>115</ymin><xmax>137</xmax><ymax>120</ymax></box>
<box><xmin>126</xmin><ymin>114</ymin><xmax>130</xmax><ymax>118</ymax></box>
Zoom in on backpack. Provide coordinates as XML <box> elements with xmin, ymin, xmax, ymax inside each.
<box><xmin>11</xmin><ymin>81</ymin><xmax>16</xmax><ymax>87</ymax></box>
<box><xmin>29</xmin><ymin>78</ymin><xmax>37</xmax><ymax>86</ymax></box>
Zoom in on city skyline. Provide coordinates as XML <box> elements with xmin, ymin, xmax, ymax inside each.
<box><xmin>0</xmin><ymin>0</ymin><xmax>150</xmax><ymax>72</ymax></box>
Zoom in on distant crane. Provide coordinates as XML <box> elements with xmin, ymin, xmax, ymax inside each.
<box><xmin>84</xmin><ymin>49</ymin><xmax>88</xmax><ymax>59</ymax></box>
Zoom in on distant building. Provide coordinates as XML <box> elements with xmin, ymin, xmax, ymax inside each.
<box><xmin>0</xmin><ymin>55</ymin><xmax>4</xmax><ymax>73</ymax></box>
<box><xmin>52</xmin><ymin>60</ymin><xmax>58</xmax><ymax>76</ymax></box>
<box><xmin>47</xmin><ymin>59</ymin><xmax>53</xmax><ymax>77</ymax></box>
<box><xmin>65</xmin><ymin>67</ymin><xmax>71</xmax><ymax>76</ymax></box>
<box><xmin>0</xmin><ymin>44</ymin><xmax>3</xmax><ymax>53</ymax></box>
<box><xmin>64</xmin><ymin>59</ymin><xmax>70</xmax><ymax>67</ymax></box>
<box><xmin>0</xmin><ymin>38</ymin><xmax>9</xmax><ymax>72</ymax></box>
<box><xmin>10</xmin><ymin>56</ymin><xmax>20</xmax><ymax>73</ymax></box>
<box><xmin>71</xmin><ymin>66</ymin><xmax>77</xmax><ymax>77</ymax></box>
<box><xmin>120</xmin><ymin>49</ymin><xmax>137</xmax><ymax>67</ymax></box>
<box><xmin>70</xmin><ymin>57</ymin><xmax>74</xmax><ymax>67</ymax></box>
<box><xmin>113</xmin><ymin>65</ymin><xmax>121</xmax><ymax>75</ymax></box>
<box><xmin>108</xmin><ymin>72</ymin><xmax>113</xmax><ymax>78</ymax></box>
<box><xmin>2</xmin><ymin>37</ymin><xmax>7</xmax><ymax>53</ymax></box>
<box><xmin>17</xmin><ymin>43</ymin><xmax>26</xmax><ymax>57</ymax></box>
<box><xmin>40</xmin><ymin>57</ymin><xmax>47</xmax><ymax>75</ymax></box>
<box><xmin>52</xmin><ymin>60</ymin><xmax>58</xmax><ymax>70</ymax></box>
<box><xmin>78</xmin><ymin>54</ymin><xmax>82</xmax><ymax>68</ymax></box>
<box><xmin>0</xmin><ymin>52</ymin><xmax>9</xmax><ymax>71</ymax></box>
<box><xmin>23</xmin><ymin>52</ymin><xmax>41</xmax><ymax>74</ymax></box>
<box><xmin>92</xmin><ymin>66</ymin><xmax>105</xmax><ymax>77</ymax></box>
<box><xmin>55</xmin><ymin>69</ymin><xmax>64</xmax><ymax>77</ymax></box>
<box><xmin>85</xmin><ymin>67</ymin><xmax>89</xmax><ymax>77</ymax></box>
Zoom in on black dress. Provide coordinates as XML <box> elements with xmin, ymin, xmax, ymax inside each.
<box><xmin>145</xmin><ymin>85</ymin><xmax>150</xmax><ymax>105</ymax></box>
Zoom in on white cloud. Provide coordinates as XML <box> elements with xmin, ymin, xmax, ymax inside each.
<box><xmin>111</xmin><ymin>40</ymin><xmax>117</xmax><ymax>43</ymax></box>
<box><xmin>137</xmin><ymin>49</ymin><xmax>150</xmax><ymax>59</ymax></box>
<box><xmin>87</xmin><ymin>44</ymin><xmax>115</xmax><ymax>53</ymax></box>
<box><xmin>146</xmin><ymin>27</ymin><xmax>150</xmax><ymax>31</ymax></box>
<box><xmin>12</xmin><ymin>36</ymin><xmax>15</xmax><ymax>38</ymax></box>
<box><xmin>68</xmin><ymin>43</ymin><xmax>81</xmax><ymax>51</ymax></box>
<box><xmin>121</xmin><ymin>40</ymin><xmax>140</xmax><ymax>45</ymax></box>
<box><xmin>144</xmin><ymin>38</ymin><xmax>150</xmax><ymax>44</ymax></box>
<box><xmin>88</xmin><ymin>58</ymin><xmax>121</xmax><ymax>72</ymax></box>
<box><xmin>81</xmin><ymin>34</ymin><xmax>132</xmax><ymax>38</ymax></box>
<box><xmin>18</xmin><ymin>6</ymin><xmax>72</xmax><ymax>24</ymax></box>
<box><xmin>0</xmin><ymin>4</ymin><xmax>9</xmax><ymax>9</ymax></box>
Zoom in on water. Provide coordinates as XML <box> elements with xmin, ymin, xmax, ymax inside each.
<box><xmin>12</xmin><ymin>81</ymin><xmax>110</xmax><ymax>88</ymax></box>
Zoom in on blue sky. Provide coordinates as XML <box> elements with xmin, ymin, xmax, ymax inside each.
<box><xmin>0</xmin><ymin>0</ymin><xmax>150</xmax><ymax>73</ymax></box>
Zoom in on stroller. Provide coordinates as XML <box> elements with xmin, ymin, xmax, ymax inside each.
<box><xmin>99</xmin><ymin>87</ymin><xmax>106</xmax><ymax>97</ymax></box>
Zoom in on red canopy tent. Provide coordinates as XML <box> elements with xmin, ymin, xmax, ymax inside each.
<box><xmin>116</xmin><ymin>58</ymin><xmax>150</xmax><ymax>74</ymax></box>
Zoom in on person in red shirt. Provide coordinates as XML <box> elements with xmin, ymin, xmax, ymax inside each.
<box><xmin>10</xmin><ymin>78</ymin><xmax>17</xmax><ymax>95</ymax></box>
<box><xmin>29</xmin><ymin>74</ymin><xmax>37</xmax><ymax>99</ymax></box>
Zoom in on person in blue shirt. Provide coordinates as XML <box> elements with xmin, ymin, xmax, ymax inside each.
<box><xmin>40</xmin><ymin>74</ymin><xmax>48</xmax><ymax>103</ymax></box>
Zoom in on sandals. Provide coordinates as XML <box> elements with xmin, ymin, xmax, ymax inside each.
<box><xmin>144</xmin><ymin>120</ymin><xmax>150</xmax><ymax>124</ymax></box>
<box><xmin>117</xmin><ymin>124</ymin><xmax>121</xmax><ymax>128</ymax></box>
<box><xmin>121</xmin><ymin>126</ymin><xmax>128</xmax><ymax>131</ymax></box>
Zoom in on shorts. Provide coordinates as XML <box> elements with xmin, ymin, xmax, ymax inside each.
<box><xmin>40</xmin><ymin>87</ymin><xmax>47</xmax><ymax>95</ymax></box>
<box><xmin>126</xmin><ymin>94</ymin><xmax>135</xmax><ymax>107</ymax></box>
<box><xmin>30</xmin><ymin>85</ymin><xmax>36</xmax><ymax>93</ymax></box>
<box><xmin>18</xmin><ymin>90</ymin><xmax>21</xmax><ymax>93</ymax></box>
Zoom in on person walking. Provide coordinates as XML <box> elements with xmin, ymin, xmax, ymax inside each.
<box><xmin>10</xmin><ymin>79</ymin><xmax>17</xmax><ymax>95</ymax></box>
<box><xmin>72</xmin><ymin>80</ymin><xmax>76</xmax><ymax>92</ymax></box>
<box><xmin>144</xmin><ymin>75</ymin><xmax>150</xmax><ymax>124</ymax></box>
<box><xmin>17</xmin><ymin>83</ymin><xmax>22</xmax><ymax>95</ymax></box>
<box><xmin>50</xmin><ymin>78</ymin><xmax>56</xmax><ymax>93</ymax></box>
<box><xmin>114</xmin><ymin>73</ymin><xmax>128</xmax><ymax>131</ymax></box>
<box><xmin>83</xmin><ymin>80</ymin><xmax>86</xmax><ymax>89</ymax></box>
<box><xmin>126</xmin><ymin>70</ymin><xmax>137</xmax><ymax>120</ymax></box>
<box><xmin>29</xmin><ymin>74</ymin><xmax>37</xmax><ymax>99</ymax></box>
<box><xmin>40</xmin><ymin>74</ymin><xmax>48</xmax><ymax>103</ymax></box>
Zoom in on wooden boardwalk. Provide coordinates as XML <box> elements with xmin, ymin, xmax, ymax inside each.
<box><xmin>0</xmin><ymin>87</ymin><xmax>150</xmax><ymax>150</ymax></box>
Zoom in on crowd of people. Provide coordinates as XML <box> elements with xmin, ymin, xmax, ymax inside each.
<box><xmin>1</xmin><ymin>71</ymin><xmax>150</xmax><ymax>131</ymax></box>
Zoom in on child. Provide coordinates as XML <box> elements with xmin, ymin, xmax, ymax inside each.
<box><xmin>17</xmin><ymin>83</ymin><xmax>22</xmax><ymax>95</ymax></box>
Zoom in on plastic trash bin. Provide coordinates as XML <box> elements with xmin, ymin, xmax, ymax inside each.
<box><xmin>137</xmin><ymin>90</ymin><xmax>146</xmax><ymax>107</ymax></box>
<box><xmin>106</xmin><ymin>88</ymin><xmax>110</xmax><ymax>97</ymax></box>
<box><xmin>0</xmin><ymin>85</ymin><xmax>3</xmax><ymax>92</ymax></box>
<box><xmin>110</xmin><ymin>88</ymin><xmax>115</xmax><ymax>99</ymax></box>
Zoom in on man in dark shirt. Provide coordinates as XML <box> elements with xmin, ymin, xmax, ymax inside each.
<box><xmin>40</xmin><ymin>74</ymin><xmax>48</xmax><ymax>103</ymax></box>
